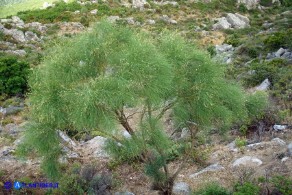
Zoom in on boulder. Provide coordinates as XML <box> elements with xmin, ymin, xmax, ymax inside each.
<box><xmin>25</xmin><ymin>31</ymin><xmax>40</xmax><ymax>42</ymax></box>
<box><xmin>189</xmin><ymin>163</ymin><xmax>225</xmax><ymax>178</ymax></box>
<box><xmin>132</xmin><ymin>0</ymin><xmax>147</xmax><ymax>9</ymax></box>
<box><xmin>213</xmin><ymin>17</ymin><xmax>231</xmax><ymax>30</ymax></box>
<box><xmin>172</xmin><ymin>182</ymin><xmax>191</xmax><ymax>195</ymax></box>
<box><xmin>213</xmin><ymin>13</ymin><xmax>249</xmax><ymax>30</ymax></box>
<box><xmin>237</xmin><ymin>0</ymin><xmax>259</xmax><ymax>10</ymax></box>
<box><xmin>255</xmin><ymin>78</ymin><xmax>270</xmax><ymax>91</ymax></box>
<box><xmin>82</xmin><ymin>136</ymin><xmax>109</xmax><ymax>158</ymax></box>
<box><xmin>160</xmin><ymin>15</ymin><xmax>177</xmax><ymax>24</ymax></box>
<box><xmin>4</xmin><ymin>29</ymin><xmax>26</xmax><ymax>42</ymax></box>
<box><xmin>232</xmin><ymin>156</ymin><xmax>262</xmax><ymax>167</ymax></box>
<box><xmin>275</xmin><ymin>48</ymin><xmax>286</xmax><ymax>57</ymax></box>
<box><xmin>226</xmin><ymin>13</ymin><xmax>250</xmax><ymax>29</ymax></box>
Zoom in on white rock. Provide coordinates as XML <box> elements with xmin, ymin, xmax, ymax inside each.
<box><xmin>255</xmin><ymin>78</ymin><xmax>270</xmax><ymax>91</ymax></box>
<box><xmin>273</xmin><ymin>124</ymin><xmax>287</xmax><ymax>131</ymax></box>
<box><xmin>42</xmin><ymin>2</ymin><xmax>53</xmax><ymax>9</ymax></box>
<box><xmin>160</xmin><ymin>15</ymin><xmax>177</xmax><ymax>24</ymax></box>
<box><xmin>272</xmin><ymin>138</ymin><xmax>286</xmax><ymax>146</ymax></box>
<box><xmin>146</xmin><ymin>19</ymin><xmax>156</xmax><ymax>24</ymax></box>
<box><xmin>232</xmin><ymin>156</ymin><xmax>262</xmax><ymax>167</ymax></box>
<box><xmin>58</xmin><ymin>130</ymin><xmax>77</xmax><ymax>147</ymax></box>
<box><xmin>172</xmin><ymin>182</ymin><xmax>191</xmax><ymax>195</ymax></box>
<box><xmin>226</xmin><ymin>13</ymin><xmax>250</xmax><ymax>29</ymax></box>
<box><xmin>189</xmin><ymin>163</ymin><xmax>225</xmax><ymax>178</ymax></box>
<box><xmin>275</xmin><ymin>48</ymin><xmax>286</xmax><ymax>57</ymax></box>
<box><xmin>213</xmin><ymin>17</ymin><xmax>232</xmax><ymax>30</ymax></box>
<box><xmin>132</xmin><ymin>0</ymin><xmax>147</xmax><ymax>9</ymax></box>
<box><xmin>83</xmin><ymin>136</ymin><xmax>109</xmax><ymax>158</ymax></box>
<box><xmin>90</xmin><ymin>9</ymin><xmax>98</xmax><ymax>14</ymax></box>
<box><xmin>107</xmin><ymin>16</ymin><xmax>120</xmax><ymax>23</ymax></box>
<box><xmin>122</xmin><ymin>130</ymin><xmax>132</xmax><ymax>139</ymax></box>
<box><xmin>237</xmin><ymin>0</ymin><xmax>259</xmax><ymax>10</ymax></box>
<box><xmin>281</xmin><ymin>157</ymin><xmax>289</xmax><ymax>162</ymax></box>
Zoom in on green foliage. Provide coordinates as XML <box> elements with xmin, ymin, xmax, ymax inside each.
<box><xmin>233</xmin><ymin>182</ymin><xmax>260</xmax><ymax>195</ymax></box>
<box><xmin>235</xmin><ymin>137</ymin><xmax>247</xmax><ymax>148</ymax></box>
<box><xmin>244</xmin><ymin>59</ymin><xmax>287</xmax><ymax>87</ymax></box>
<box><xmin>264</xmin><ymin>30</ymin><xmax>292</xmax><ymax>51</ymax></box>
<box><xmin>259</xmin><ymin>0</ymin><xmax>273</xmax><ymax>6</ymax></box>
<box><xmin>280</xmin><ymin>0</ymin><xmax>292</xmax><ymax>6</ymax></box>
<box><xmin>245</xmin><ymin>91</ymin><xmax>268</xmax><ymax>121</ymax></box>
<box><xmin>271</xmin><ymin>175</ymin><xmax>292</xmax><ymax>195</ymax></box>
<box><xmin>207</xmin><ymin>45</ymin><xmax>216</xmax><ymax>57</ymax></box>
<box><xmin>193</xmin><ymin>182</ymin><xmax>231</xmax><ymax>195</ymax></box>
<box><xmin>18</xmin><ymin>1</ymin><xmax>81</xmax><ymax>23</ymax></box>
<box><xmin>0</xmin><ymin>56</ymin><xmax>30</xmax><ymax>96</ymax></box>
<box><xmin>22</xmin><ymin>21</ymin><xmax>265</xmax><ymax>192</ymax></box>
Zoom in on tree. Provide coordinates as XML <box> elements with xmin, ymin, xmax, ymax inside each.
<box><xmin>21</xmin><ymin>21</ymin><xmax>267</xmax><ymax>194</ymax></box>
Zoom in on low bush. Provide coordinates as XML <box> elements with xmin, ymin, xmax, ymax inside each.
<box><xmin>233</xmin><ymin>182</ymin><xmax>260</xmax><ymax>195</ymax></box>
<box><xmin>0</xmin><ymin>56</ymin><xmax>29</xmax><ymax>96</ymax></box>
<box><xmin>271</xmin><ymin>175</ymin><xmax>292</xmax><ymax>195</ymax></box>
<box><xmin>193</xmin><ymin>182</ymin><xmax>231</xmax><ymax>195</ymax></box>
<box><xmin>264</xmin><ymin>30</ymin><xmax>292</xmax><ymax>51</ymax></box>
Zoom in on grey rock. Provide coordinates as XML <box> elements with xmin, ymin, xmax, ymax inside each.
<box><xmin>288</xmin><ymin>142</ymin><xmax>292</xmax><ymax>156</ymax></box>
<box><xmin>146</xmin><ymin>19</ymin><xmax>156</xmax><ymax>24</ymax></box>
<box><xmin>58</xmin><ymin>130</ymin><xmax>77</xmax><ymax>147</ymax></box>
<box><xmin>154</xmin><ymin>1</ymin><xmax>179</xmax><ymax>6</ymax></box>
<box><xmin>0</xmin><ymin>146</ymin><xmax>14</xmax><ymax>157</ymax></box>
<box><xmin>1</xmin><ymin>19</ymin><xmax>12</xmax><ymax>23</ymax></box>
<box><xmin>24</xmin><ymin>22</ymin><xmax>47</xmax><ymax>34</ymax></box>
<box><xmin>272</xmin><ymin>138</ymin><xmax>286</xmax><ymax>146</ymax></box>
<box><xmin>12</xmin><ymin>16</ymin><xmax>24</xmax><ymax>27</ymax></box>
<box><xmin>90</xmin><ymin>9</ymin><xmax>98</xmax><ymax>14</ymax></box>
<box><xmin>180</xmin><ymin>128</ymin><xmax>191</xmax><ymax>140</ymax></box>
<box><xmin>0</xmin><ymin>106</ymin><xmax>23</xmax><ymax>116</ymax></box>
<box><xmin>273</xmin><ymin>124</ymin><xmax>287</xmax><ymax>131</ymax></box>
<box><xmin>107</xmin><ymin>16</ymin><xmax>120</xmax><ymax>23</ymax></box>
<box><xmin>4</xmin><ymin>50</ymin><xmax>27</xmax><ymax>56</ymax></box>
<box><xmin>4</xmin><ymin>29</ymin><xmax>26</xmax><ymax>42</ymax></box>
<box><xmin>226</xmin><ymin>13</ymin><xmax>250</xmax><ymax>29</ymax></box>
<box><xmin>255</xmin><ymin>78</ymin><xmax>270</xmax><ymax>91</ymax></box>
<box><xmin>25</xmin><ymin>31</ymin><xmax>40</xmax><ymax>42</ymax></box>
<box><xmin>125</xmin><ymin>17</ymin><xmax>135</xmax><ymax>25</ymax></box>
<box><xmin>172</xmin><ymin>182</ymin><xmax>191</xmax><ymax>195</ymax></box>
<box><xmin>275</xmin><ymin>48</ymin><xmax>286</xmax><ymax>57</ymax></box>
<box><xmin>122</xmin><ymin>130</ymin><xmax>132</xmax><ymax>139</ymax></box>
<box><xmin>160</xmin><ymin>15</ymin><xmax>177</xmax><ymax>24</ymax></box>
<box><xmin>227</xmin><ymin>141</ymin><xmax>239</xmax><ymax>152</ymax></box>
<box><xmin>115</xmin><ymin>192</ymin><xmax>135</xmax><ymax>195</ymax></box>
<box><xmin>237</xmin><ymin>0</ymin><xmax>259</xmax><ymax>10</ymax></box>
<box><xmin>190</xmin><ymin>164</ymin><xmax>225</xmax><ymax>178</ymax></box>
<box><xmin>282</xmin><ymin>52</ymin><xmax>291</xmax><ymax>59</ymax></box>
<box><xmin>83</xmin><ymin>136</ymin><xmax>109</xmax><ymax>158</ymax></box>
<box><xmin>215</xmin><ymin>44</ymin><xmax>233</xmax><ymax>53</ymax></box>
<box><xmin>213</xmin><ymin>17</ymin><xmax>231</xmax><ymax>30</ymax></box>
<box><xmin>232</xmin><ymin>156</ymin><xmax>262</xmax><ymax>167</ymax></box>
<box><xmin>132</xmin><ymin>0</ymin><xmax>147</xmax><ymax>9</ymax></box>
<box><xmin>4</xmin><ymin>123</ymin><xmax>23</xmax><ymax>135</ymax></box>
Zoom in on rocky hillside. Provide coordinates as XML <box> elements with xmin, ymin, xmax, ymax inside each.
<box><xmin>0</xmin><ymin>0</ymin><xmax>291</xmax><ymax>194</ymax></box>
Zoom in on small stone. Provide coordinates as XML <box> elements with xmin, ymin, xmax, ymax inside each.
<box><xmin>90</xmin><ymin>9</ymin><xmax>98</xmax><ymax>14</ymax></box>
<box><xmin>172</xmin><ymin>182</ymin><xmax>191</xmax><ymax>195</ymax></box>
<box><xmin>272</xmin><ymin>138</ymin><xmax>286</xmax><ymax>146</ymax></box>
<box><xmin>146</xmin><ymin>19</ymin><xmax>156</xmax><ymax>25</ymax></box>
<box><xmin>273</xmin><ymin>124</ymin><xmax>287</xmax><ymax>131</ymax></box>
<box><xmin>107</xmin><ymin>16</ymin><xmax>120</xmax><ymax>23</ymax></box>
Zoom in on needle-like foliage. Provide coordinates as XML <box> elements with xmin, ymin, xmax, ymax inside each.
<box><xmin>21</xmin><ymin>21</ymin><xmax>267</xmax><ymax>192</ymax></box>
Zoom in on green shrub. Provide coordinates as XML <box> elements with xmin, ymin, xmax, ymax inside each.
<box><xmin>0</xmin><ymin>56</ymin><xmax>29</xmax><ymax>96</ymax></box>
<box><xmin>280</xmin><ymin>0</ymin><xmax>292</xmax><ymax>6</ymax></box>
<box><xmin>18</xmin><ymin>1</ymin><xmax>81</xmax><ymax>23</ymax></box>
<box><xmin>264</xmin><ymin>30</ymin><xmax>292</xmax><ymax>51</ymax></box>
<box><xmin>235</xmin><ymin>137</ymin><xmax>247</xmax><ymax>148</ymax></box>
<box><xmin>260</xmin><ymin>0</ymin><xmax>273</xmax><ymax>6</ymax></box>
<box><xmin>271</xmin><ymin>175</ymin><xmax>292</xmax><ymax>195</ymax></box>
<box><xmin>194</xmin><ymin>182</ymin><xmax>231</xmax><ymax>195</ymax></box>
<box><xmin>233</xmin><ymin>182</ymin><xmax>260</xmax><ymax>195</ymax></box>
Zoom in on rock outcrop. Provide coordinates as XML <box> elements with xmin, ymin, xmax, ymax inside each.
<box><xmin>213</xmin><ymin>13</ymin><xmax>250</xmax><ymax>30</ymax></box>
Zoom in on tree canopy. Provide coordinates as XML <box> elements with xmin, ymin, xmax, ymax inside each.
<box><xmin>21</xmin><ymin>21</ymin><xmax>267</xmax><ymax>189</ymax></box>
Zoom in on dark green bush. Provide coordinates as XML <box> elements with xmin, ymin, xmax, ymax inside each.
<box><xmin>0</xmin><ymin>56</ymin><xmax>29</xmax><ymax>96</ymax></box>
<box><xmin>193</xmin><ymin>182</ymin><xmax>231</xmax><ymax>195</ymax></box>
<box><xmin>271</xmin><ymin>175</ymin><xmax>292</xmax><ymax>195</ymax></box>
<box><xmin>260</xmin><ymin>0</ymin><xmax>273</xmax><ymax>6</ymax></box>
<box><xmin>280</xmin><ymin>0</ymin><xmax>292</xmax><ymax>6</ymax></box>
<box><xmin>233</xmin><ymin>182</ymin><xmax>260</xmax><ymax>195</ymax></box>
<box><xmin>264</xmin><ymin>30</ymin><xmax>292</xmax><ymax>51</ymax></box>
<box><xmin>244</xmin><ymin>59</ymin><xmax>287</xmax><ymax>87</ymax></box>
